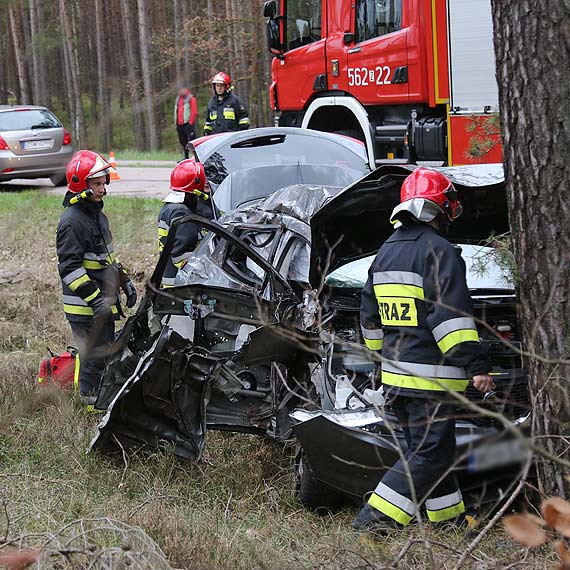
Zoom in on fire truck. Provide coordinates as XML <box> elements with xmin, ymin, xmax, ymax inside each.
<box><xmin>263</xmin><ymin>0</ymin><xmax>502</xmax><ymax>168</ymax></box>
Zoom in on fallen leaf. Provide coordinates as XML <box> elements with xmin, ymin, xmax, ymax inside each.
<box><xmin>0</xmin><ymin>549</ymin><xmax>40</xmax><ymax>570</ymax></box>
<box><xmin>503</xmin><ymin>514</ymin><xmax>547</xmax><ymax>547</ymax></box>
<box><xmin>554</xmin><ymin>541</ymin><xmax>570</xmax><ymax>570</ymax></box>
<box><xmin>542</xmin><ymin>497</ymin><xmax>570</xmax><ymax>537</ymax></box>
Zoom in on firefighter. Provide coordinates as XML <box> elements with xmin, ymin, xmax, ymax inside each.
<box><xmin>157</xmin><ymin>159</ymin><xmax>212</xmax><ymax>288</ymax></box>
<box><xmin>353</xmin><ymin>167</ymin><xmax>495</xmax><ymax>532</ymax></box>
<box><xmin>174</xmin><ymin>85</ymin><xmax>198</xmax><ymax>160</ymax></box>
<box><xmin>203</xmin><ymin>72</ymin><xmax>250</xmax><ymax>135</ymax></box>
<box><xmin>56</xmin><ymin>150</ymin><xmax>137</xmax><ymax>404</ymax></box>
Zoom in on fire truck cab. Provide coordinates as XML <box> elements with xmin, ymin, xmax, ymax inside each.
<box><xmin>263</xmin><ymin>0</ymin><xmax>502</xmax><ymax>167</ymax></box>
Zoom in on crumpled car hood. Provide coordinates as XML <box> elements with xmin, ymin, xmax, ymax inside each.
<box><xmin>309</xmin><ymin>164</ymin><xmax>508</xmax><ymax>286</ymax></box>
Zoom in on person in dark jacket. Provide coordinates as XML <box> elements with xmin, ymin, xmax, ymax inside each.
<box><xmin>174</xmin><ymin>85</ymin><xmax>198</xmax><ymax>159</ymax></box>
<box><xmin>157</xmin><ymin>159</ymin><xmax>212</xmax><ymax>287</ymax></box>
<box><xmin>353</xmin><ymin>167</ymin><xmax>495</xmax><ymax>533</ymax></box>
<box><xmin>56</xmin><ymin>150</ymin><xmax>137</xmax><ymax>404</ymax></box>
<box><xmin>203</xmin><ymin>72</ymin><xmax>250</xmax><ymax>135</ymax></box>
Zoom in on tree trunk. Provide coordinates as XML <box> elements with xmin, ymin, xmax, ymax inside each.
<box><xmin>95</xmin><ymin>0</ymin><xmax>112</xmax><ymax>150</ymax></box>
<box><xmin>173</xmin><ymin>0</ymin><xmax>182</xmax><ymax>84</ymax></box>
<box><xmin>490</xmin><ymin>0</ymin><xmax>570</xmax><ymax>497</ymax></box>
<box><xmin>136</xmin><ymin>0</ymin><xmax>159</xmax><ymax>150</ymax></box>
<box><xmin>180</xmin><ymin>0</ymin><xmax>192</xmax><ymax>84</ymax></box>
<box><xmin>60</xmin><ymin>0</ymin><xmax>86</xmax><ymax>147</ymax></box>
<box><xmin>206</xmin><ymin>0</ymin><xmax>215</xmax><ymax>74</ymax></box>
<box><xmin>0</xmin><ymin>22</ymin><xmax>8</xmax><ymax>104</ymax></box>
<box><xmin>29</xmin><ymin>0</ymin><xmax>42</xmax><ymax>104</ymax></box>
<box><xmin>8</xmin><ymin>3</ymin><xmax>30</xmax><ymax>104</ymax></box>
<box><xmin>121</xmin><ymin>0</ymin><xmax>146</xmax><ymax>150</ymax></box>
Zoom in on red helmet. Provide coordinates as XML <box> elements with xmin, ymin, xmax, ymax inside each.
<box><xmin>390</xmin><ymin>167</ymin><xmax>463</xmax><ymax>225</ymax></box>
<box><xmin>211</xmin><ymin>72</ymin><xmax>231</xmax><ymax>89</ymax></box>
<box><xmin>66</xmin><ymin>150</ymin><xmax>113</xmax><ymax>193</ymax></box>
<box><xmin>170</xmin><ymin>159</ymin><xmax>206</xmax><ymax>193</ymax></box>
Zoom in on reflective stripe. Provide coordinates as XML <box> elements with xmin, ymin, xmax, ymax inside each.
<box><xmin>432</xmin><ymin>317</ymin><xmax>477</xmax><ymax>342</ymax></box>
<box><xmin>438</xmin><ymin>329</ymin><xmax>480</xmax><ymax>354</ymax></box>
<box><xmin>73</xmin><ymin>353</ymin><xmax>80</xmax><ymax>389</ymax></box>
<box><xmin>161</xmin><ymin>277</ymin><xmax>177</xmax><ymax>288</ymax></box>
<box><xmin>369</xmin><ymin>483</ymin><xmax>416</xmax><ymax>526</ymax></box>
<box><xmin>361</xmin><ymin>325</ymin><xmax>384</xmax><ymax>340</ymax></box>
<box><xmin>382</xmin><ymin>359</ymin><xmax>466</xmax><ymax>379</ymax></box>
<box><xmin>62</xmin><ymin>294</ymin><xmax>88</xmax><ymax>307</ymax></box>
<box><xmin>83</xmin><ymin>260</ymin><xmax>106</xmax><ymax>270</ymax></box>
<box><xmin>425</xmin><ymin>490</ymin><xmax>463</xmax><ymax>512</ymax></box>
<box><xmin>64</xmin><ymin>304</ymin><xmax>118</xmax><ymax>316</ymax></box>
<box><xmin>63</xmin><ymin>267</ymin><xmax>88</xmax><ymax>285</ymax></box>
<box><xmin>373</xmin><ymin>270</ymin><xmax>423</xmax><ymax>288</ymax></box>
<box><xmin>84</xmin><ymin>288</ymin><xmax>101</xmax><ymax>303</ymax></box>
<box><xmin>381</xmin><ymin>370</ymin><xmax>469</xmax><ymax>392</ymax></box>
<box><xmin>204</xmin><ymin>124</ymin><xmax>213</xmax><ymax>132</ymax></box>
<box><xmin>209</xmin><ymin>112</ymin><xmax>218</xmax><ymax>120</ymax></box>
<box><xmin>68</xmin><ymin>273</ymin><xmax>91</xmax><ymax>292</ymax></box>
<box><xmin>238</xmin><ymin>118</ymin><xmax>250</xmax><ymax>125</ymax></box>
<box><xmin>364</xmin><ymin>338</ymin><xmax>383</xmax><ymax>350</ymax></box>
<box><xmin>223</xmin><ymin>109</ymin><xmax>236</xmax><ymax>120</ymax></box>
<box><xmin>84</xmin><ymin>252</ymin><xmax>109</xmax><ymax>261</ymax></box>
<box><xmin>374</xmin><ymin>283</ymin><xmax>425</xmax><ymax>300</ymax></box>
<box><xmin>426</xmin><ymin>491</ymin><xmax>465</xmax><ymax>522</ymax></box>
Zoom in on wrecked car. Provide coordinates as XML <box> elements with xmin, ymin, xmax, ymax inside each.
<box><xmin>90</xmin><ymin>164</ymin><xmax>530</xmax><ymax>511</ymax></box>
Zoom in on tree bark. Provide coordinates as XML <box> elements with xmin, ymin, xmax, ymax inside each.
<box><xmin>121</xmin><ymin>0</ymin><xmax>146</xmax><ymax>150</ymax></box>
<box><xmin>0</xmin><ymin>21</ymin><xmax>8</xmax><ymax>105</ymax></box>
<box><xmin>206</xmin><ymin>0</ymin><xmax>215</xmax><ymax>74</ymax></box>
<box><xmin>180</xmin><ymin>0</ymin><xmax>191</xmax><ymax>83</ymax></box>
<box><xmin>490</xmin><ymin>0</ymin><xmax>570</xmax><ymax>497</ymax></box>
<box><xmin>8</xmin><ymin>3</ymin><xmax>30</xmax><ymax>104</ymax></box>
<box><xmin>59</xmin><ymin>0</ymin><xmax>86</xmax><ymax>147</ymax></box>
<box><xmin>95</xmin><ymin>0</ymin><xmax>112</xmax><ymax>150</ymax></box>
<box><xmin>29</xmin><ymin>0</ymin><xmax>43</xmax><ymax>104</ymax></box>
<box><xmin>136</xmin><ymin>0</ymin><xmax>159</xmax><ymax>150</ymax></box>
<box><xmin>173</xmin><ymin>0</ymin><xmax>182</xmax><ymax>84</ymax></box>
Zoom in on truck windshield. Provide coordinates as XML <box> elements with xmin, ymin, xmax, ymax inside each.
<box><xmin>285</xmin><ymin>0</ymin><xmax>322</xmax><ymax>51</ymax></box>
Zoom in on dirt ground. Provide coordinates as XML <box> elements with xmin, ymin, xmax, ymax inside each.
<box><xmin>0</xmin><ymin>190</ymin><xmax>552</xmax><ymax>569</ymax></box>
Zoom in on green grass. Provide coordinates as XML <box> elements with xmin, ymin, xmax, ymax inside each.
<box><xmin>112</xmin><ymin>149</ymin><xmax>180</xmax><ymax>162</ymax></box>
<box><xmin>0</xmin><ymin>191</ymin><xmax>551</xmax><ymax>569</ymax></box>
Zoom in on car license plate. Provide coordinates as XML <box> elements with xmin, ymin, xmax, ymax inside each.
<box><xmin>23</xmin><ymin>139</ymin><xmax>53</xmax><ymax>150</ymax></box>
<box><xmin>467</xmin><ymin>438</ymin><xmax>531</xmax><ymax>473</ymax></box>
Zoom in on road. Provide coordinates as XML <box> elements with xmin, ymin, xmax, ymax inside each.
<box><xmin>1</xmin><ymin>162</ymin><xmax>174</xmax><ymax>200</ymax></box>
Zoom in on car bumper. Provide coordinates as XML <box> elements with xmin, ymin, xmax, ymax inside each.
<box><xmin>0</xmin><ymin>146</ymin><xmax>74</xmax><ymax>181</ymax></box>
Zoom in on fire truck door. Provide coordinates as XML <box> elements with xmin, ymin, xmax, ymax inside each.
<box><xmin>275</xmin><ymin>0</ymin><xmax>327</xmax><ymax>110</ymax></box>
<box><xmin>345</xmin><ymin>0</ymin><xmax>409</xmax><ymax>106</ymax></box>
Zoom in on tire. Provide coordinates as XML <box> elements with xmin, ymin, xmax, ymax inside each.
<box><xmin>295</xmin><ymin>449</ymin><xmax>345</xmax><ymax>513</ymax></box>
<box><xmin>50</xmin><ymin>173</ymin><xmax>68</xmax><ymax>187</ymax></box>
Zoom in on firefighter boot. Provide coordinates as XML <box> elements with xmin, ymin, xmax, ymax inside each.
<box><xmin>352</xmin><ymin>503</ymin><xmax>403</xmax><ymax>534</ymax></box>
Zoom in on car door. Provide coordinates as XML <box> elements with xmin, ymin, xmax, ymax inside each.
<box><xmin>91</xmin><ymin>216</ymin><xmax>310</xmax><ymax>460</ymax></box>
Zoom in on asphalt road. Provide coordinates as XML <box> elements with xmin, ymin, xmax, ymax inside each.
<box><xmin>1</xmin><ymin>163</ymin><xmax>174</xmax><ymax>200</ymax></box>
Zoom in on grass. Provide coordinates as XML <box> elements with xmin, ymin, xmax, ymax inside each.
<box><xmin>0</xmin><ymin>190</ymin><xmax>553</xmax><ymax>569</ymax></box>
<box><xmin>112</xmin><ymin>149</ymin><xmax>180</xmax><ymax>162</ymax></box>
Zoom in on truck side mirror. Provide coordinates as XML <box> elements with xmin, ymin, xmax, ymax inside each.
<box><xmin>266</xmin><ymin>15</ymin><xmax>283</xmax><ymax>55</ymax></box>
<box><xmin>263</xmin><ymin>0</ymin><xmax>277</xmax><ymax>18</ymax></box>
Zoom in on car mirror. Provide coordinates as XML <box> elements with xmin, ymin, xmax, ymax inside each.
<box><xmin>263</xmin><ymin>0</ymin><xmax>277</xmax><ymax>18</ymax></box>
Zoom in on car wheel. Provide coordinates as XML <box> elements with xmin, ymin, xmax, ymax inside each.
<box><xmin>295</xmin><ymin>448</ymin><xmax>345</xmax><ymax>513</ymax></box>
<box><xmin>50</xmin><ymin>173</ymin><xmax>68</xmax><ymax>187</ymax></box>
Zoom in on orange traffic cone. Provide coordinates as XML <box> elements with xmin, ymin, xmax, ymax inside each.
<box><xmin>109</xmin><ymin>151</ymin><xmax>121</xmax><ymax>181</ymax></box>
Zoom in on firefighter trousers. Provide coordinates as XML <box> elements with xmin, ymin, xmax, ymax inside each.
<box><xmin>69</xmin><ymin>317</ymin><xmax>115</xmax><ymax>396</ymax></box>
<box><xmin>368</xmin><ymin>396</ymin><xmax>465</xmax><ymax>525</ymax></box>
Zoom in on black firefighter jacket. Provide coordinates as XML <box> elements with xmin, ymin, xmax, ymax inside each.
<box><xmin>360</xmin><ymin>223</ymin><xmax>490</xmax><ymax>399</ymax></box>
<box><xmin>157</xmin><ymin>198</ymin><xmax>213</xmax><ymax>287</ymax></box>
<box><xmin>56</xmin><ymin>194</ymin><xmax>120</xmax><ymax>323</ymax></box>
<box><xmin>203</xmin><ymin>92</ymin><xmax>250</xmax><ymax>134</ymax></box>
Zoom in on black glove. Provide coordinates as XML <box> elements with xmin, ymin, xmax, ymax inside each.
<box><xmin>90</xmin><ymin>295</ymin><xmax>113</xmax><ymax>320</ymax></box>
<box><xmin>122</xmin><ymin>280</ymin><xmax>137</xmax><ymax>309</ymax></box>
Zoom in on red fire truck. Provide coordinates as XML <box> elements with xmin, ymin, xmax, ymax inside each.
<box><xmin>263</xmin><ymin>0</ymin><xmax>502</xmax><ymax>168</ymax></box>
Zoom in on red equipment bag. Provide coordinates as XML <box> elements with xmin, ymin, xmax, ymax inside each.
<box><xmin>37</xmin><ymin>347</ymin><xmax>80</xmax><ymax>391</ymax></box>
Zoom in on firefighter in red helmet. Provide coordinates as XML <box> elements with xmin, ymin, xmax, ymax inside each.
<box><xmin>203</xmin><ymin>72</ymin><xmax>250</xmax><ymax>135</ymax></box>
<box><xmin>354</xmin><ymin>167</ymin><xmax>495</xmax><ymax>533</ymax></box>
<box><xmin>157</xmin><ymin>159</ymin><xmax>213</xmax><ymax>287</ymax></box>
<box><xmin>56</xmin><ymin>150</ymin><xmax>137</xmax><ymax>405</ymax></box>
